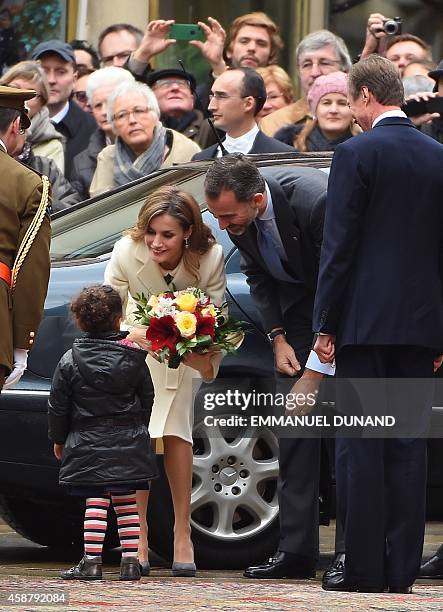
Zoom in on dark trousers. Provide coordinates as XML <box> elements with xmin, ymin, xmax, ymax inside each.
<box><xmin>0</xmin><ymin>365</ymin><xmax>5</xmax><ymax>392</ymax></box>
<box><xmin>335</xmin><ymin>345</ymin><xmax>434</xmax><ymax>588</ymax></box>
<box><xmin>277</xmin><ymin>305</ymin><xmax>344</xmax><ymax>561</ymax></box>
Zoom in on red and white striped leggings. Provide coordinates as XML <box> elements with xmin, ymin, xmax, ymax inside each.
<box><xmin>84</xmin><ymin>493</ymin><xmax>139</xmax><ymax>558</ymax></box>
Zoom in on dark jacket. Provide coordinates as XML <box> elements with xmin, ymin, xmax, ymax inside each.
<box><xmin>192</xmin><ymin>129</ymin><xmax>295</xmax><ymax>160</ymax></box>
<box><xmin>70</xmin><ymin>128</ymin><xmax>107</xmax><ymax>201</ymax></box>
<box><xmin>275</xmin><ymin>123</ymin><xmax>354</xmax><ymax>152</ymax></box>
<box><xmin>48</xmin><ymin>331</ymin><xmax>158</xmax><ymax>488</ymax></box>
<box><xmin>23</xmin><ymin>149</ymin><xmax>82</xmax><ymax>213</ymax></box>
<box><xmin>229</xmin><ymin>166</ymin><xmax>328</xmax><ymax>333</ymax></box>
<box><xmin>421</xmin><ymin>117</ymin><xmax>443</xmax><ymax>145</ymax></box>
<box><xmin>313</xmin><ymin>117</ymin><xmax>443</xmax><ymax>353</ymax></box>
<box><xmin>52</xmin><ymin>100</ymin><xmax>96</xmax><ymax>182</ymax></box>
<box><xmin>161</xmin><ymin>110</ymin><xmax>218</xmax><ymax>149</ymax></box>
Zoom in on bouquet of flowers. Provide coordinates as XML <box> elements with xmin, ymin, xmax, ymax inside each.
<box><xmin>133</xmin><ymin>288</ymin><xmax>247</xmax><ymax>369</ymax></box>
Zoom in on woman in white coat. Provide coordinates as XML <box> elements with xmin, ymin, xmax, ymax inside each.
<box><xmin>104</xmin><ymin>185</ymin><xmax>226</xmax><ymax>576</ymax></box>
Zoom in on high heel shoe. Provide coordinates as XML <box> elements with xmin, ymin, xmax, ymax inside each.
<box><xmin>139</xmin><ymin>560</ymin><xmax>150</xmax><ymax>577</ymax></box>
<box><xmin>171</xmin><ymin>561</ymin><xmax>196</xmax><ymax>577</ymax></box>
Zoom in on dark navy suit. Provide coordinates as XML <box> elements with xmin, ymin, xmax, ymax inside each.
<box><xmin>231</xmin><ymin>166</ymin><xmax>328</xmax><ymax>564</ymax></box>
<box><xmin>313</xmin><ymin>116</ymin><xmax>443</xmax><ymax>589</ymax></box>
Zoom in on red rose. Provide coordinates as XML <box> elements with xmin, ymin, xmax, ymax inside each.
<box><xmin>196</xmin><ymin>312</ymin><xmax>216</xmax><ymax>339</ymax></box>
<box><xmin>146</xmin><ymin>315</ymin><xmax>179</xmax><ymax>353</ymax></box>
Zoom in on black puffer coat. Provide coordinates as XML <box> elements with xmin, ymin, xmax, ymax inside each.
<box><xmin>48</xmin><ymin>331</ymin><xmax>158</xmax><ymax>489</ymax></box>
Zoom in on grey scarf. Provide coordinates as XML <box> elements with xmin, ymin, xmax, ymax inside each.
<box><xmin>26</xmin><ymin>108</ymin><xmax>64</xmax><ymax>146</ymax></box>
<box><xmin>113</xmin><ymin>123</ymin><xmax>167</xmax><ymax>187</ymax></box>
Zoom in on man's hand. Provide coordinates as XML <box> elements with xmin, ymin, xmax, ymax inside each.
<box><xmin>273</xmin><ymin>335</ymin><xmax>301</xmax><ymax>376</ymax></box>
<box><xmin>286</xmin><ymin>368</ymin><xmax>323</xmax><ymax>416</ymax></box>
<box><xmin>434</xmin><ymin>355</ymin><xmax>443</xmax><ymax>373</ymax></box>
<box><xmin>189</xmin><ymin>17</ymin><xmax>227</xmax><ymax>76</ymax></box>
<box><xmin>133</xmin><ymin>19</ymin><xmax>176</xmax><ymax>64</ymax></box>
<box><xmin>361</xmin><ymin>13</ymin><xmax>389</xmax><ymax>59</ymax></box>
<box><xmin>405</xmin><ymin>91</ymin><xmax>441</xmax><ymax>126</ymax></box>
<box><xmin>313</xmin><ymin>334</ymin><xmax>336</xmax><ymax>364</ymax></box>
<box><xmin>54</xmin><ymin>443</ymin><xmax>64</xmax><ymax>461</ymax></box>
<box><xmin>3</xmin><ymin>348</ymin><xmax>28</xmax><ymax>389</ymax></box>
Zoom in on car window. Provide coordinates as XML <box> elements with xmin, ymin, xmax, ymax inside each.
<box><xmin>50</xmin><ymin>168</ymin><xmax>207</xmax><ymax>260</ymax></box>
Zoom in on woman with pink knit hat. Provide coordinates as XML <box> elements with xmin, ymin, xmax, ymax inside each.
<box><xmin>275</xmin><ymin>71</ymin><xmax>360</xmax><ymax>151</ymax></box>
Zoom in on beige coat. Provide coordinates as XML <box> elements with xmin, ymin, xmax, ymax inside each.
<box><xmin>90</xmin><ymin>128</ymin><xmax>201</xmax><ymax>197</ymax></box>
<box><xmin>259</xmin><ymin>97</ymin><xmax>310</xmax><ymax>137</ymax></box>
<box><xmin>104</xmin><ymin>235</ymin><xmax>226</xmax><ymax>443</ymax></box>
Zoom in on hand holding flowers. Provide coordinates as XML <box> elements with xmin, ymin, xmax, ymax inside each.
<box><xmin>134</xmin><ymin>288</ymin><xmax>246</xmax><ymax>369</ymax></box>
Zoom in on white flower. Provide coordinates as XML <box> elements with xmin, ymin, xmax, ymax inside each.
<box><xmin>156</xmin><ymin>297</ymin><xmax>177</xmax><ymax>317</ymax></box>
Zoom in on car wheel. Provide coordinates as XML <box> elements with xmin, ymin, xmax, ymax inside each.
<box><xmin>0</xmin><ymin>495</ymin><xmax>119</xmax><ymax>550</ymax></box>
<box><xmin>148</xmin><ymin>420</ymin><xmax>280</xmax><ymax>569</ymax></box>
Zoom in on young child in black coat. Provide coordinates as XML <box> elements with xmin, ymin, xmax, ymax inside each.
<box><xmin>48</xmin><ymin>284</ymin><xmax>157</xmax><ymax>581</ymax></box>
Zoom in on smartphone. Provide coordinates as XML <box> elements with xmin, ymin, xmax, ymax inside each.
<box><xmin>169</xmin><ymin>23</ymin><xmax>204</xmax><ymax>42</ymax></box>
<box><xmin>403</xmin><ymin>96</ymin><xmax>443</xmax><ymax>117</ymax></box>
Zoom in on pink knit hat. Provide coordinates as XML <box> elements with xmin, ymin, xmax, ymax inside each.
<box><xmin>307</xmin><ymin>71</ymin><xmax>348</xmax><ymax>117</ymax></box>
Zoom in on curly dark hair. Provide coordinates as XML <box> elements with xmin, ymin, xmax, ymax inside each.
<box><xmin>70</xmin><ymin>285</ymin><xmax>122</xmax><ymax>332</ymax></box>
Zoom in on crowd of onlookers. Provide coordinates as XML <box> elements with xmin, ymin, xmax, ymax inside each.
<box><xmin>1</xmin><ymin>10</ymin><xmax>442</xmax><ymax>212</ymax></box>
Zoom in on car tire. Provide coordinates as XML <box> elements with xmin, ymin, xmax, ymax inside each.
<box><xmin>0</xmin><ymin>494</ymin><xmax>119</xmax><ymax>550</ymax></box>
<box><xmin>147</xmin><ymin>378</ymin><xmax>281</xmax><ymax>569</ymax></box>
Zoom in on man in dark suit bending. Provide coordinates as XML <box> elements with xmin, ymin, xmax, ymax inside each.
<box><xmin>313</xmin><ymin>54</ymin><xmax>443</xmax><ymax>593</ymax></box>
<box><xmin>205</xmin><ymin>154</ymin><xmax>337</xmax><ymax>579</ymax></box>
<box><xmin>192</xmin><ymin>68</ymin><xmax>295</xmax><ymax>160</ymax></box>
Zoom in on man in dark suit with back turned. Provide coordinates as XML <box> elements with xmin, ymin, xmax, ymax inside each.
<box><xmin>193</xmin><ymin>68</ymin><xmax>295</xmax><ymax>160</ymax></box>
<box><xmin>313</xmin><ymin>54</ymin><xmax>443</xmax><ymax>593</ymax></box>
<box><xmin>205</xmin><ymin>153</ymin><xmax>337</xmax><ymax>579</ymax></box>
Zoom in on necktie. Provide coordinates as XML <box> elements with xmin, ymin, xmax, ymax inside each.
<box><xmin>164</xmin><ymin>273</ymin><xmax>174</xmax><ymax>286</ymax></box>
<box><xmin>255</xmin><ymin>219</ymin><xmax>298</xmax><ymax>283</ymax></box>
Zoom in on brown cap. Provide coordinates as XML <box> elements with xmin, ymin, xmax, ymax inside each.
<box><xmin>0</xmin><ymin>85</ymin><xmax>36</xmax><ymax>129</ymax></box>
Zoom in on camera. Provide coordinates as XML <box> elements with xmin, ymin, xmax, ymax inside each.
<box><xmin>383</xmin><ymin>17</ymin><xmax>402</xmax><ymax>36</ymax></box>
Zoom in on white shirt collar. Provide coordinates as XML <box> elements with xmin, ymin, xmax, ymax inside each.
<box><xmin>0</xmin><ymin>138</ymin><xmax>7</xmax><ymax>153</ymax></box>
<box><xmin>50</xmin><ymin>101</ymin><xmax>70</xmax><ymax>124</ymax></box>
<box><xmin>220</xmin><ymin>124</ymin><xmax>260</xmax><ymax>156</ymax></box>
<box><xmin>372</xmin><ymin>109</ymin><xmax>407</xmax><ymax>128</ymax></box>
<box><xmin>258</xmin><ymin>181</ymin><xmax>274</xmax><ymax>220</ymax></box>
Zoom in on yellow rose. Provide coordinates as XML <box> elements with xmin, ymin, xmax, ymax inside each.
<box><xmin>201</xmin><ymin>305</ymin><xmax>216</xmax><ymax>317</ymax></box>
<box><xmin>175</xmin><ymin>293</ymin><xmax>198</xmax><ymax>313</ymax></box>
<box><xmin>148</xmin><ymin>294</ymin><xmax>159</xmax><ymax>310</ymax></box>
<box><xmin>175</xmin><ymin>311</ymin><xmax>197</xmax><ymax>338</ymax></box>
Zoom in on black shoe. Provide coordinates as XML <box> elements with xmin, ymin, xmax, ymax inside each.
<box><xmin>120</xmin><ymin>556</ymin><xmax>141</xmax><ymax>581</ymax></box>
<box><xmin>322</xmin><ymin>575</ymin><xmax>383</xmax><ymax>593</ymax></box>
<box><xmin>243</xmin><ymin>551</ymin><xmax>315</xmax><ymax>579</ymax></box>
<box><xmin>388</xmin><ymin>585</ymin><xmax>413</xmax><ymax>594</ymax></box>
<box><xmin>419</xmin><ymin>554</ymin><xmax>443</xmax><ymax>579</ymax></box>
<box><xmin>61</xmin><ymin>555</ymin><xmax>102</xmax><ymax>580</ymax></box>
<box><xmin>322</xmin><ymin>553</ymin><xmax>345</xmax><ymax>588</ymax></box>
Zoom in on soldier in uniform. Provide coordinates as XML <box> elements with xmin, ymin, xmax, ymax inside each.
<box><xmin>0</xmin><ymin>85</ymin><xmax>51</xmax><ymax>391</ymax></box>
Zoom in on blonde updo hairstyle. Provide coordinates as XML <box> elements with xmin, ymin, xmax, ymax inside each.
<box><xmin>128</xmin><ymin>185</ymin><xmax>215</xmax><ymax>283</ymax></box>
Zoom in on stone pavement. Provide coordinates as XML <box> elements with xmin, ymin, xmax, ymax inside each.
<box><xmin>0</xmin><ymin>521</ymin><xmax>442</xmax><ymax>611</ymax></box>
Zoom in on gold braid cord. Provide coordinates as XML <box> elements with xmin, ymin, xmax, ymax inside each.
<box><xmin>11</xmin><ymin>174</ymin><xmax>50</xmax><ymax>293</ymax></box>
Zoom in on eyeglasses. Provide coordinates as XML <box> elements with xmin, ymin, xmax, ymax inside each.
<box><xmin>299</xmin><ymin>59</ymin><xmax>341</xmax><ymax>72</ymax></box>
<box><xmin>208</xmin><ymin>92</ymin><xmax>248</xmax><ymax>101</ymax></box>
<box><xmin>153</xmin><ymin>78</ymin><xmax>190</xmax><ymax>90</ymax></box>
<box><xmin>101</xmin><ymin>50</ymin><xmax>133</xmax><ymax>66</ymax></box>
<box><xmin>73</xmin><ymin>91</ymin><xmax>88</xmax><ymax>103</ymax></box>
<box><xmin>113</xmin><ymin>106</ymin><xmax>151</xmax><ymax>123</ymax></box>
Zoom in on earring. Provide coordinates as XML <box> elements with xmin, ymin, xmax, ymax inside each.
<box><xmin>184</xmin><ymin>238</ymin><xmax>189</xmax><ymax>249</ymax></box>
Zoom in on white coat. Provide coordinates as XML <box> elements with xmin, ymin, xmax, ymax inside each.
<box><xmin>104</xmin><ymin>235</ymin><xmax>226</xmax><ymax>442</ymax></box>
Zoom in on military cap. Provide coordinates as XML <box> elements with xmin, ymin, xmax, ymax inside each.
<box><xmin>0</xmin><ymin>85</ymin><xmax>35</xmax><ymax>129</ymax></box>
